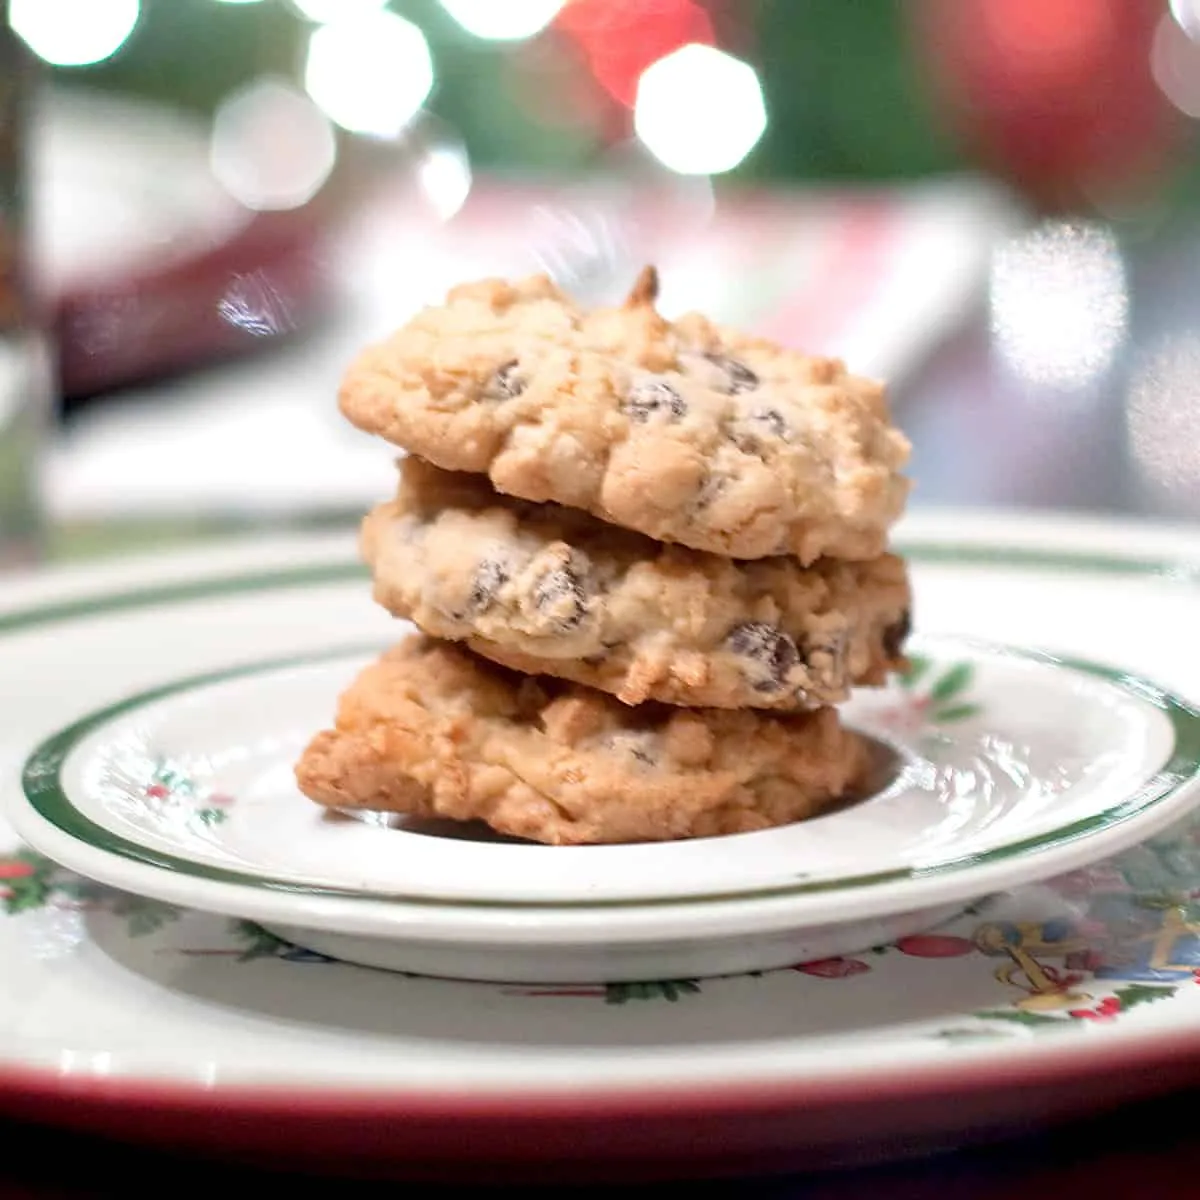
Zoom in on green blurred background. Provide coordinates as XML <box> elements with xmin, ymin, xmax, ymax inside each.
<box><xmin>70</xmin><ymin>1</ymin><xmax>959</xmax><ymax>179</ymax></box>
<box><xmin>22</xmin><ymin>0</ymin><xmax>1200</xmax><ymax>219</ymax></box>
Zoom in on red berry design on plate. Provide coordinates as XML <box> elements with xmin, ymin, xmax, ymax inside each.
<box><xmin>145</xmin><ymin>784</ymin><xmax>169</xmax><ymax>799</ymax></box>
<box><xmin>1070</xmin><ymin>996</ymin><xmax>1122</xmax><ymax>1021</ymax></box>
<box><xmin>792</xmin><ymin>957</ymin><xmax>871</xmax><ymax>978</ymax></box>
<box><xmin>0</xmin><ymin>853</ymin><xmax>54</xmax><ymax>914</ymax></box>
<box><xmin>895</xmin><ymin>934</ymin><xmax>975</xmax><ymax>958</ymax></box>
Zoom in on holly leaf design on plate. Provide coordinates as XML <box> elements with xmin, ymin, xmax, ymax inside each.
<box><xmin>0</xmin><ymin>850</ymin><xmax>58</xmax><ymax>915</ymax></box>
<box><xmin>929</xmin><ymin>663</ymin><xmax>974</xmax><ymax>704</ymax></box>
<box><xmin>604</xmin><ymin>979</ymin><xmax>702</xmax><ymax>1005</ymax></box>
<box><xmin>1112</xmin><ymin>983</ymin><xmax>1177</xmax><ymax>1011</ymax></box>
<box><xmin>890</xmin><ymin>658</ymin><xmax>981</xmax><ymax>728</ymax></box>
<box><xmin>109</xmin><ymin>895</ymin><xmax>182</xmax><ymax>937</ymax></box>
<box><xmin>899</xmin><ymin>655</ymin><xmax>933</xmax><ymax>689</ymax></box>
<box><xmin>229</xmin><ymin>919</ymin><xmax>292</xmax><ymax>962</ymax></box>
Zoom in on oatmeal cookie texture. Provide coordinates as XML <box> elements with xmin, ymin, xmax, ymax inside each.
<box><xmin>363</xmin><ymin>456</ymin><xmax>911</xmax><ymax>710</ymax></box>
<box><xmin>294</xmin><ymin>636</ymin><xmax>866</xmax><ymax>846</ymax></box>
<box><xmin>301</xmin><ymin>265</ymin><xmax>910</xmax><ymax>843</ymax></box>
<box><xmin>338</xmin><ymin>267</ymin><xmax>911</xmax><ymax>563</ymax></box>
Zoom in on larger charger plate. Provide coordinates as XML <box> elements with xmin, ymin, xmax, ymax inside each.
<box><xmin>3</xmin><ymin>510</ymin><xmax>1200</xmax><ymax>1178</ymax></box>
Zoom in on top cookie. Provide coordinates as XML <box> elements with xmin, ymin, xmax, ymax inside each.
<box><xmin>338</xmin><ymin>267</ymin><xmax>911</xmax><ymax>563</ymax></box>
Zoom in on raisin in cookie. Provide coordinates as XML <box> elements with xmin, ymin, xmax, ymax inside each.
<box><xmin>338</xmin><ymin>267</ymin><xmax>910</xmax><ymax>563</ymax></box>
<box><xmin>294</xmin><ymin>636</ymin><xmax>866</xmax><ymax>846</ymax></box>
<box><xmin>363</xmin><ymin>456</ymin><xmax>911</xmax><ymax>710</ymax></box>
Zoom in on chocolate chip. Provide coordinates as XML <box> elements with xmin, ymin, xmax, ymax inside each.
<box><xmin>484</xmin><ymin>360</ymin><xmax>524</xmax><ymax>401</ymax></box>
<box><xmin>625</xmin><ymin>377</ymin><xmax>686</xmax><ymax>423</ymax></box>
<box><xmin>726</xmin><ymin>622</ymin><xmax>799</xmax><ymax>692</ymax></box>
<box><xmin>533</xmin><ymin>560</ymin><xmax>589</xmax><ymax>631</ymax></box>
<box><xmin>694</xmin><ymin>472</ymin><xmax>725</xmax><ymax>510</ymax></box>
<box><xmin>883</xmin><ymin>610</ymin><xmax>911</xmax><ymax>659</ymax></box>
<box><xmin>468</xmin><ymin>559</ymin><xmax>509</xmax><ymax>612</ymax></box>
<box><xmin>731</xmin><ymin>406</ymin><xmax>790</xmax><ymax>456</ymax></box>
<box><xmin>748</xmin><ymin>407</ymin><xmax>789</xmax><ymax>439</ymax></box>
<box><xmin>708</xmin><ymin>354</ymin><xmax>759</xmax><ymax>394</ymax></box>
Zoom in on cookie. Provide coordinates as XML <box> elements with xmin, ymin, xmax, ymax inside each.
<box><xmin>294</xmin><ymin>636</ymin><xmax>866</xmax><ymax>846</ymax></box>
<box><xmin>363</xmin><ymin>456</ymin><xmax>912</xmax><ymax>710</ymax></box>
<box><xmin>338</xmin><ymin>267</ymin><xmax>910</xmax><ymax>563</ymax></box>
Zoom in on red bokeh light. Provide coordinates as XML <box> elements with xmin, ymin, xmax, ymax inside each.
<box><xmin>556</xmin><ymin>0</ymin><xmax>715</xmax><ymax>108</ymax></box>
<box><xmin>978</xmin><ymin>0</ymin><xmax>1115</xmax><ymax>90</ymax></box>
<box><xmin>911</xmin><ymin>0</ymin><xmax>1181</xmax><ymax>207</ymax></box>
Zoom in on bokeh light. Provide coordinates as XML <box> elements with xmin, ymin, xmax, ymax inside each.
<box><xmin>288</xmin><ymin>0</ymin><xmax>389</xmax><ymax>24</ymax></box>
<box><xmin>1169</xmin><ymin>0</ymin><xmax>1200</xmax><ymax>40</ymax></box>
<box><xmin>989</xmin><ymin>220</ymin><xmax>1128</xmax><ymax>389</ymax></box>
<box><xmin>1152</xmin><ymin>11</ymin><xmax>1200</xmax><ymax>118</ymax></box>
<box><xmin>10</xmin><ymin>0</ymin><xmax>139</xmax><ymax>67</ymax></box>
<box><xmin>978</xmin><ymin>0</ymin><xmax>1115</xmax><ymax>82</ymax></box>
<box><xmin>416</xmin><ymin>141</ymin><xmax>473</xmax><ymax>221</ymax></box>
<box><xmin>210</xmin><ymin>79</ymin><xmax>337</xmax><ymax>211</ymax></box>
<box><xmin>304</xmin><ymin>13</ymin><xmax>434</xmax><ymax>139</ymax></box>
<box><xmin>633</xmin><ymin>44</ymin><xmax>766</xmax><ymax>175</ymax></box>
<box><xmin>1126</xmin><ymin>336</ymin><xmax>1200</xmax><ymax>511</ymax></box>
<box><xmin>438</xmin><ymin>0</ymin><xmax>564</xmax><ymax>41</ymax></box>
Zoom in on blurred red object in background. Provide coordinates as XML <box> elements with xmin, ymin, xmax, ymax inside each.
<box><xmin>55</xmin><ymin>204</ymin><xmax>326</xmax><ymax>402</ymax></box>
<box><xmin>556</xmin><ymin>0</ymin><xmax>714</xmax><ymax>108</ymax></box>
<box><xmin>910</xmin><ymin>0</ymin><xmax>1186</xmax><ymax>209</ymax></box>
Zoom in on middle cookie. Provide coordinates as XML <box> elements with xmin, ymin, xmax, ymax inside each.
<box><xmin>363</xmin><ymin>456</ymin><xmax>912</xmax><ymax>710</ymax></box>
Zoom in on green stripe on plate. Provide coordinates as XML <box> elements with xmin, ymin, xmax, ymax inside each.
<box><xmin>19</xmin><ymin>640</ymin><xmax>1200</xmax><ymax>911</ymax></box>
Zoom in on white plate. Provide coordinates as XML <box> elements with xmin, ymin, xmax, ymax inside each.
<box><xmin>4</xmin><ymin>512</ymin><xmax>1200</xmax><ymax>1178</ymax></box>
<box><xmin>7</xmin><ymin>630</ymin><xmax>1200</xmax><ymax>981</ymax></box>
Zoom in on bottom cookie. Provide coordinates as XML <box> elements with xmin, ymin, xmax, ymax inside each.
<box><xmin>294</xmin><ymin>636</ymin><xmax>867</xmax><ymax>846</ymax></box>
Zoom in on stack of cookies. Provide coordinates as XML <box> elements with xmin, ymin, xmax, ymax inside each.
<box><xmin>295</xmin><ymin>268</ymin><xmax>912</xmax><ymax>845</ymax></box>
